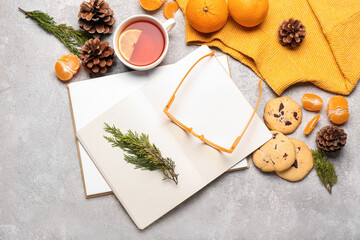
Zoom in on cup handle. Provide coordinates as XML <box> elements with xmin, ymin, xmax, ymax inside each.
<box><xmin>163</xmin><ymin>18</ymin><xmax>176</xmax><ymax>33</ymax></box>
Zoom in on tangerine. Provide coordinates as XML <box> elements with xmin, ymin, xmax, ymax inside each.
<box><xmin>186</xmin><ymin>0</ymin><xmax>228</xmax><ymax>33</ymax></box>
<box><xmin>228</xmin><ymin>0</ymin><xmax>269</xmax><ymax>27</ymax></box>
<box><xmin>302</xmin><ymin>93</ymin><xmax>323</xmax><ymax>112</ymax></box>
<box><xmin>327</xmin><ymin>96</ymin><xmax>349</xmax><ymax>125</ymax></box>
<box><xmin>139</xmin><ymin>0</ymin><xmax>165</xmax><ymax>11</ymax></box>
<box><xmin>55</xmin><ymin>54</ymin><xmax>80</xmax><ymax>82</ymax></box>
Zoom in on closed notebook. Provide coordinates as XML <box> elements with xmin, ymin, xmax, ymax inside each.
<box><xmin>77</xmin><ymin>46</ymin><xmax>271</xmax><ymax>229</ymax></box>
<box><xmin>67</xmin><ymin>54</ymin><xmax>248</xmax><ymax>198</ymax></box>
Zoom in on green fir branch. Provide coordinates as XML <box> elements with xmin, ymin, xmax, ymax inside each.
<box><xmin>104</xmin><ymin>123</ymin><xmax>179</xmax><ymax>185</ymax></box>
<box><xmin>18</xmin><ymin>8</ymin><xmax>90</xmax><ymax>57</ymax></box>
<box><xmin>312</xmin><ymin>149</ymin><xmax>337</xmax><ymax>194</ymax></box>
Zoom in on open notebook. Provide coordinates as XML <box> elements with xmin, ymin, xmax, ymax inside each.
<box><xmin>77</xmin><ymin>46</ymin><xmax>271</xmax><ymax>229</ymax></box>
<box><xmin>68</xmin><ymin>54</ymin><xmax>248</xmax><ymax>198</ymax></box>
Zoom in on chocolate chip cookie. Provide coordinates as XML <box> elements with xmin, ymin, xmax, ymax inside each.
<box><xmin>276</xmin><ymin>138</ymin><xmax>313</xmax><ymax>181</ymax></box>
<box><xmin>264</xmin><ymin>97</ymin><xmax>302</xmax><ymax>134</ymax></box>
<box><xmin>252</xmin><ymin>131</ymin><xmax>296</xmax><ymax>172</ymax></box>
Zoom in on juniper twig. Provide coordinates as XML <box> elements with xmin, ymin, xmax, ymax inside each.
<box><xmin>19</xmin><ymin>8</ymin><xmax>90</xmax><ymax>57</ymax></box>
<box><xmin>104</xmin><ymin>123</ymin><xmax>179</xmax><ymax>185</ymax></box>
<box><xmin>312</xmin><ymin>149</ymin><xmax>337</xmax><ymax>194</ymax></box>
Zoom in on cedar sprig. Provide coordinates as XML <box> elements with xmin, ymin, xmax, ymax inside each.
<box><xmin>18</xmin><ymin>8</ymin><xmax>90</xmax><ymax>57</ymax></box>
<box><xmin>104</xmin><ymin>123</ymin><xmax>179</xmax><ymax>185</ymax></box>
<box><xmin>312</xmin><ymin>149</ymin><xmax>337</xmax><ymax>194</ymax></box>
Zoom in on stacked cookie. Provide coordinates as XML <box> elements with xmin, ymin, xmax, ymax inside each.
<box><xmin>252</xmin><ymin>97</ymin><xmax>313</xmax><ymax>181</ymax></box>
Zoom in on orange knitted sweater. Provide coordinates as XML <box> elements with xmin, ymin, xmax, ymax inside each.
<box><xmin>176</xmin><ymin>0</ymin><xmax>360</xmax><ymax>95</ymax></box>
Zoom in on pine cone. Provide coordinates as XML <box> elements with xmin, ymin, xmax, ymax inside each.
<box><xmin>316</xmin><ymin>126</ymin><xmax>347</xmax><ymax>153</ymax></box>
<box><xmin>278</xmin><ymin>18</ymin><xmax>306</xmax><ymax>48</ymax></box>
<box><xmin>78</xmin><ymin>0</ymin><xmax>115</xmax><ymax>38</ymax></box>
<box><xmin>80</xmin><ymin>38</ymin><xmax>115</xmax><ymax>74</ymax></box>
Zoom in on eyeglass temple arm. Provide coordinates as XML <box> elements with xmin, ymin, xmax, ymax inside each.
<box><xmin>227</xmin><ymin>79</ymin><xmax>262</xmax><ymax>153</ymax></box>
<box><xmin>165</xmin><ymin>51</ymin><xmax>216</xmax><ymax>110</ymax></box>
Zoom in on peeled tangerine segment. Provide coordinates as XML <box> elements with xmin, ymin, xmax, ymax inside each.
<box><xmin>163</xmin><ymin>1</ymin><xmax>179</xmax><ymax>19</ymax></box>
<box><xmin>55</xmin><ymin>61</ymin><xmax>74</xmax><ymax>81</ymax></box>
<box><xmin>302</xmin><ymin>93</ymin><xmax>323</xmax><ymax>112</ymax></box>
<box><xmin>304</xmin><ymin>114</ymin><xmax>320</xmax><ymax>135</ymax></box>
<box><xmin>119</xmin><ymin>29</ymin><xmax>142</xmax><ymax>61</ymax></box>
<box><xmin>328</xmin><ymin>110</ymin><xmax>350</xmax><ymax>125</ymax></box>
<box><xmin>61</xmin><ymin>54</ymin><xmax>80</xmax><ymax>71</ymax></box>
<box><xmin>139</xmin><ymin>0</ymin><xmax>165</xmax><ymax>11</ymax></box>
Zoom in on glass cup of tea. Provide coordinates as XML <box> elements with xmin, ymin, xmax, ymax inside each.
<box><xmin>113</xmin><ymin>15</ymin><xmax>176</xmax><ymax>71</ymax></box>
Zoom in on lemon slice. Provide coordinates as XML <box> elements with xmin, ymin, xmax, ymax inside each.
<box><xmin>118</xmin><ymin>29</ymin><xmax>142</xmax><ymax>61</ymax></box>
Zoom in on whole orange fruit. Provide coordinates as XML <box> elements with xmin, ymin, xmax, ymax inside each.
<box><xmin>186</xmin><ymin>0</ymin><xmax>228</xmax><ymax>33</ymax></box>
<box><xmin>228</xmin><ymin>0</ymin><xmax>269</xmax><ymax>27</ymax></box>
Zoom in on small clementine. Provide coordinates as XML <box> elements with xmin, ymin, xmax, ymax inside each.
<box><xmin>228</xmin><ymin>0</ymin><xmax>269</xmax><ymax>27</ymax></box>
<box><xmin>55</xmin><ymin>54</ymin><xmax>80</xmax><ymax>82</ymax></box>
<box><xmin>327</xmin><ymin>96</ymin><xmax>349</xmax><ymax>125</ymax></box>
<box><xmin>186</xmin><ymin>0</ymin><xmax>228</xmax><ymax>33</ymax></box>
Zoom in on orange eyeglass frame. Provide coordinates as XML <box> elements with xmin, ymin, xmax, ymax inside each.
<box><xmin>163</xmin><ymin>51</ymin><xmax>262</xmax><ymax>153</ymax></box>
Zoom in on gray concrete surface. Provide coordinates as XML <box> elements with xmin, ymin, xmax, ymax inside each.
<box><xmin>1</xmin><ymin>0</ymin><xmax>360</xmax><ymax>239</ymax></box>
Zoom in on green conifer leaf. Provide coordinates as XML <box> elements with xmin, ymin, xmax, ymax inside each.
<box><xmin>104</xmin><ymin>123</ymin><xmax>179</xmax><ymax>185</ymax></box>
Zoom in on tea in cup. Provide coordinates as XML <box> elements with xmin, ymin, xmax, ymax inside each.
<box><xmin>114</xmin><ymin>15</ymin><xmax>175</xmax><ymax>71</ymax></box>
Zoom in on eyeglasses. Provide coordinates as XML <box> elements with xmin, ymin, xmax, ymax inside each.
<box><xmin>163</xmin><ymin>51</ymin><xmax>262</xmax><ymax>153</ymax></box>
